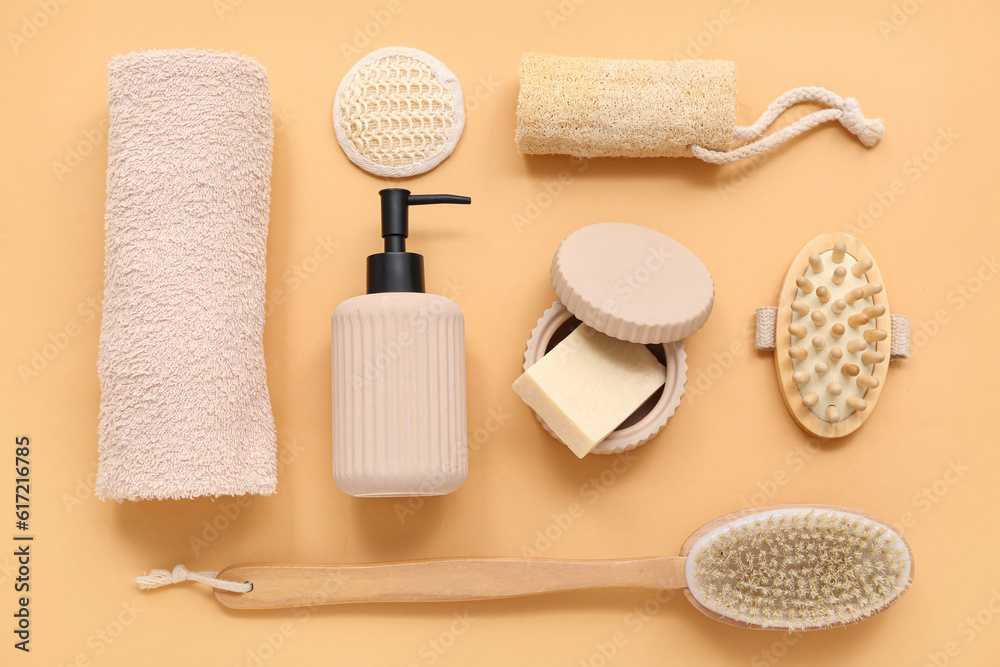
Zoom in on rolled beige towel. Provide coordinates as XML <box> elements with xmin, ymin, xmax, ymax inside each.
<box><xmin>97</xmin><ymin>50</ymin><xmax>277</xmax><ymax>501</ymax></box>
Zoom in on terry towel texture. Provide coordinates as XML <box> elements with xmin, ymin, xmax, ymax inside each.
<box><xmin>515</xmin><ymin>52</ymin><xmax>737</xmax><ymax>158</ymax></box>
<box><xmin>97</xmin><ymin>50</ymin><xmax>277</xmax><ymax>501</ymax></box>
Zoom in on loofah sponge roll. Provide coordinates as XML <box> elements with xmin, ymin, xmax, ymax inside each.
<box><xmin>515</xmin><ymin>52</ymin><xmax>737</xmax><ymax>158</ymax></box>
<box><xmin>515</xmin><ymin>53</ymin><xmax>887</xmax><ymax>164</ymax></box>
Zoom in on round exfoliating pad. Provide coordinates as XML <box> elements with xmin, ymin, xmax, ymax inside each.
<box><xmin>551</xmin><ymin>223</ymin><xmax>715</xmax><ymax>344</ymax></box>
<box><xmin>333</xmin><ymin>47</ymin><xmax>465</xmax><ymax>178</ymax></box>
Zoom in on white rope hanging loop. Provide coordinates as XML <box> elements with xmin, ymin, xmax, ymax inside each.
<box><xmin>135</xmin><ymin>564</ymin><xmax>252</xmax><ymax>594</ymax></box>
<box><xmin>690</xmin><ymin>86</ymin><xmax>884</xmax><ymax>164</ymax></box>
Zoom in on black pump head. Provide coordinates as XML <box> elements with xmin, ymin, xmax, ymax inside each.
<box><xmin>366</xmin><ymin>188</ymin><xmax>471</xmax><ymax>294</ymax></box>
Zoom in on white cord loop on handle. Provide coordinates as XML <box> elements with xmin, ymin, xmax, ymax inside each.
<box><xmin>691</xmin><ymin>86</ymin><xmax>884</xmax><ymax>164</ymax></box>
<box><xmin>135</xmin><ymin>564</ymin><xmax>252</xmax><ymax>594</ymax></box>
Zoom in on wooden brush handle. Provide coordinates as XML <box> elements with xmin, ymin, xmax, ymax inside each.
<box><xmin>214</xmin><ymin>557</ymin><xmax>687</xmax><ymax>609</ymax></box>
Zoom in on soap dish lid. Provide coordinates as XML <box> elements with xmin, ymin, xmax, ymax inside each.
<box><xmin>550</xmin><ymin>223</ymin><xmax>715</xmax><ymax>344</ymax></box>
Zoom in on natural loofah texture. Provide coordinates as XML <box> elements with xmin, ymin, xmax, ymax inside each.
<box><xmin>515</xmin><ymin>52</ymin><xmax>737</xmax><ymax>158</ymax></box>
<box><xmin>516</xmin><ymin>54</ymin><xmax>885</xmax><ymax>163</ymax></box>
<box><xmin>334</xmin><ymin>47</ymin><xmax>464</xmax><ymax>178</ymax></box>
<box><xmin>690</xmin><ymin>510</ymin><xmax>910</xmax><ymax>630</ymax></box>
<box><xmin>98</xmin><ymin>49</ymin><xmax>277</xmax><ymax>501</ymax></box>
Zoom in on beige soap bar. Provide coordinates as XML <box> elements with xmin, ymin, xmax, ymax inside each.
<box><xmin>513</xmin><ymin>324</ymin><xmax>667</xmax><ymax>458</ymax></box>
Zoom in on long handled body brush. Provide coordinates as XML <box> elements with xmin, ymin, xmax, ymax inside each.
<box><xmin>137</xmin><ymin>505</ymin><xmax>912</xmax><ymax>631</ymax></box>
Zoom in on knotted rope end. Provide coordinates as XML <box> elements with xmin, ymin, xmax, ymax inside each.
<box><xmin>840</xmin><ymin>97</ymin><xmax>884</xmax><ymax>147</ymax></box>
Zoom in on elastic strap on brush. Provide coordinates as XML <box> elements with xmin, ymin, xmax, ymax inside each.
<box><xmin>755</xmin><ymin>306</ymin><xmax>911</xmax><ymax>360</ymax></box>
<box><xmin>690</xmin><ymin>86</ymin><xmax>885</xmax><ymax>164</ymax></box>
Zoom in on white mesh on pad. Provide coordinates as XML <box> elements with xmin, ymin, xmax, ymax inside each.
<box><xmin>333</xmin><ymin>47</ymin><xmax>464</xmax><ymax>178</ymax></box>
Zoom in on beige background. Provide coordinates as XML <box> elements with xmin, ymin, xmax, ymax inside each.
<box><xmin>2</xmin><ymin>0</ymin><xmax>999</xmax><ymax>664</ymax></box>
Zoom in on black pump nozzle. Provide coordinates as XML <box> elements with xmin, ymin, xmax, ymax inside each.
<box><xmin>367</xmin><ymin>188</ymin><xmax>472</xmax><ymax>294</ymax></box>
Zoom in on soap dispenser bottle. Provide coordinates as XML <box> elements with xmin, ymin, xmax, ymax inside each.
<box><xmin>332</xmin><ymin>188</ymin><xmax>471</xmax><ymax>497</ymax></box>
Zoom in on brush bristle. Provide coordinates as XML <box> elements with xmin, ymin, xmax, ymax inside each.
<box><xmin>690</xmin><ymin>510</ymin><xmax>910</xmax><ymax>630</ymax></box>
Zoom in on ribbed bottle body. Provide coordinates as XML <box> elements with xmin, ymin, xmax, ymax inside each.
<box><xmin>332</xmin><ymin>292</ymin><xmax>467</xmax><ymax>497</ymax></box>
